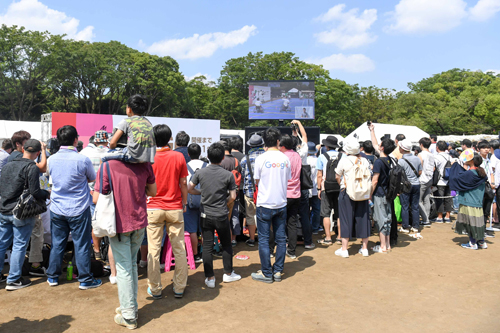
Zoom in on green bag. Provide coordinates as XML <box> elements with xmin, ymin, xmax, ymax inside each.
<box><xmin>394</xmin><ymin>197</ymin><xmax>402</xmax><ymax>222</ymax></box>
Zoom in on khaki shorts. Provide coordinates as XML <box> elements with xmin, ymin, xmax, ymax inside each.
<box><xmin>244</xmin><ymin>195</ymin><xmax>257</xmax><ymax>226</ymax></box>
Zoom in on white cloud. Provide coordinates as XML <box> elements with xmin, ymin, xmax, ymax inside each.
<box><xmin>385</xmin><ymin>0</ymin><xmax>468</xmax><ymax>34</ymax></box>
<box><xmin>185</xmin><ymin>73</ymin><xmax>216</xmax><ymax>84</ymax></box>
<box><xmin>469</xmin><ymin>0</ymin><xmax>500</xmax><ymax>21</ymax></box>
<box><xmin>314</xmin><ymin>4</ymin><xmax>377</xmax><ymax>49</ymax></box>
<box><xmin>485</xmin><ymin>69</ymin><xmax>500</xmax><ymax>76</ymax></box>
<box><xmin>308</xmin><ymin>53</ymin><xmax>375</xmax><ymax>73</ymax></box>
<box><xmin>146</xmin><ymin>25</ymin><xmax>257</xmax><ymax>60</ymax></box>
<box><xmin>0</xmin><ymin>0</ymin><xmax>94</xmax><ymax>41</ymax></box>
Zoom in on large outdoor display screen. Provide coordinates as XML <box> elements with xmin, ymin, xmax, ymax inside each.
<box><xmin>248</xmin><ymin>80</ymin><xmax>315</xmax><ymax>120</ymax></box>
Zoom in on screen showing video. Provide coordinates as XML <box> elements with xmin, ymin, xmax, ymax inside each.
<box><xmin>248</xmin><ymin>80</ymin><xmax>315</xmax><ymax>120</ymax></box>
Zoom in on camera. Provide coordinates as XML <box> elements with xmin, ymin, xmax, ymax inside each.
<box><xmin>367</xmin><ymin>121</ymin><xmax>372</xmax><ymax>126</ymax></box>
<box><xmin>290</xmin><ymin>122</ymin><xmax>298</xmax><ymax>132</ymax></box>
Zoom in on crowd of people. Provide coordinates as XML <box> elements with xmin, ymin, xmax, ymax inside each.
<box><xmin>0</xmin><ymin>95</ymin><xmax>497</xmax><ymax>329</ymax></box>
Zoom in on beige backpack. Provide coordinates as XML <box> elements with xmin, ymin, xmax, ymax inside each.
<box><xmin>344</xmin><ymin>157</ymin><xmax>372</xmax><ymax>201</ymax></box>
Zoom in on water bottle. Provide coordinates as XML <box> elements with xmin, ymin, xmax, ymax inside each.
<box><xmin>67</xmin><ymin>261</ymin><xmax>73</xmax><ymax>281</ymax></box>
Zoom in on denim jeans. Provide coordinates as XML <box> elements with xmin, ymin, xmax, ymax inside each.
<box><xmin>309</xmin><ymin>195</ymin><xmax>321</xmax><ymax>232</ymax></box>
<box><xmin>109</xmin><ymin>228</ymin><xmax>144</xmax><ymax>321</ymax></box>
<box><xmin>257</xmin><ymin>206</ymin><xmax>287</xmax><ymax>277</ymax></box>
<box><xmin>47</xmin><ymin>207</ymin><xmax>93</xmax><ymax>283</ymax></box>
<box><xmin>400</xmin><ymin>184</ymin><xmax>421</xmax><ymax>230</ymax></box>
<box><xmin>299</xmin><ymin>190</ymin><xmax>313</xmax><ymax>245</ymax></box>
<box><xmin>0</xmin><ymin>213</ymin><xmax>35</xmax><ymax>283</ymax></box>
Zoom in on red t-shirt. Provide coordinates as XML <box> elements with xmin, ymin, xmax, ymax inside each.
<box><xmin>94</xmin><ymin>160</ymin><xmax>155</xmax><ymax>234</ymax></box>
<box><xmin>147</xmin><ymin>149</ymin><xmax>188</xmax><ymax>210</ymax></box>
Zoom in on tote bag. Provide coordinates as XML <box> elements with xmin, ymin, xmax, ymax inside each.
<box><xmin>92</xmin><ymin>162</ymin><xmax>116</xmax><ymax>238</ymax></box>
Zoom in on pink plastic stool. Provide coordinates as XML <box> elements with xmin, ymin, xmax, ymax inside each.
<box><xmin>163</xmin><ymin>231</ymin><xmax>196</xmax><ymax>272</ymax></box>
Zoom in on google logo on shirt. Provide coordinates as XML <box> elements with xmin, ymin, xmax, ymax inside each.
<box><xmin>265</xmin><ymin>161</ymin><xmax>289</xmax><ymax>169</ymax></box>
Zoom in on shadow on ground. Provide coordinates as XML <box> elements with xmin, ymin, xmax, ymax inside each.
<box><xmin>0</xmin><ymin>315</ymin><xmax>73</xmax><ymax>333</ymax></box>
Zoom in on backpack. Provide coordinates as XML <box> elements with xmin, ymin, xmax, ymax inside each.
<box><xmin>431</xmin><ymin>161</ymin><xmax>440</xmax><ymax>186</ymax></box>
<box><xmin>385</xmin><ymin>157</ymin><xmax>412</xmax><ymax>202</ymax></box>
<box><xmin>231</xmin><ymin>158</ymin><xmax>242</xmax><ymax>190</ymax></box>
<box><xmin>187</xmin><ymin>162</ymin><xmax>207</xmax><ymax>209</ymax></box>
<box><xmin>344</xmin><ymin>157</ymin><xmax>372</xmax><ymax>201</ymax></box>
<box><xmin>324</xmin><ymin>152</ymin><xmax>342</xmax><ymax>193</ymax></box>
<box><xmin>442</xmin><ymin>159</ymin><xmax>452</xmax><ymax>181</ymax></box>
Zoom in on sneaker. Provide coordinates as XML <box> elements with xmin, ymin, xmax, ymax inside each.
<box><xmin>109</xmin><ymin>276</ymin><xmax>117</xmax><ymax>285</ymax></box>
<box><xmin>335</xmin><ymin>248</ymin><xmax>349</xmax><ymax>258</ymax></box>
<box><xmin>304</xmin><ymin>243</ymin><xmax>316</xmax><ymax>250</ymax></box>
<box><xmin>138</xmin><ymin>260</ymin><xmax>147</xmax><ymax>268</ymax></box>
<box><xmin>245</xmin><ymin>239</ymin><xmax>255</xmax><ymax>247</ymax></box>
<box><xmin>420</xmin><ymin>221</ymin><xmax>431</xmax><ymax>227</ymax></box>
<box><xmin>358</xmin><ymin>248</ymin><xmax>369</xmax><ymax>257</ymax></box>
<box><xmin>286</xmin><ymin>250</ymin><xmax>297</xmax><ymax>259</ymax></box>
<box><xmin>47</xmin><ymin>277</ymin><xmax>59</xmax><ymax>287</ymax></box>
<box><xmin>273</xmin><ymin>272</ymin><xmax>282</xmax><ymax>282</ymax></box>
<box><xmin>29</xmin><ymin>265</ymin><xmax>47</xmax><ymax>277</ymax></box>
<box><xmin>213</xmin><ymin>252</ymin><xmax>223</xmax><ymax>258</ymax></box>
<box><xmin>461</xmin><ymin>242</ymin><xmax>478</xmax><ymax>250</ymax></box>
<box><xmin>477</xmin><ymin>241</ymin><xmax>488</xmax><ymax>249</ymax></box>
<box><xmin>231</xmin><ymin>240</ymin><xmax>237</xmax><ymax>247</ymax></box>
<box><xmin>114</xmin><ymin>314</ymin><xmax>137</xmax><ymax>330</ymax></box>
<box><xmin>312</xmin><ymin>231</ymin><xmax>319</xmax><ymax>235</ymax></box>
<box><xmin>115</xmin><ymin>307</ymin><xmax>122</xmax><ymax>315</ymax></box>
<box><xmin>173</xmin><ymin>287</ymin><xmax>184</xmax><ymax>298</ymax></box>
<box><xmin>433</xmin><ymin>219</ymin><xmax>444</xmax><ymax>224</ymax></box>
<box><xmin>6</xmin><ymin>277</ymin><xmax>32</xmax><ymax>291</ymax></box>
<box><xmin>318</xmin><ymin>227</ymin><xmax>324</xmax><ymax>232</ymax></box>
<box><xmin>0</xmin><ymin>274</ymin><xmax>6</xmax><ymax>283</ymax></box>
<box><xmin>411</xmin><ymin>227</ymin><xmax>419</xmax><ymax>233</ymax></box>
<box><xmin>205</xmin><ymin>277</ymin><xmax>215</xmax><ymax>289</ymax></box>
<box><xmin>251</xmin><ymin>270</ymin><xmax>273</xmax><ymax>284</ymax></box>
<box><xmin>223</xmin><ymin>271</ymin><xmax>242</xmax><ymax>283</ymax></box>
<box><xmin>399</xmin><ymin>227</ymin><xmax>410</xmax><ymax>233</ymax></box>
<box><xmin>147</xmin><ymin>287</ymin><xmax>162</xmax><ymax>299</ymax></box>
<box><xmin>194</xmin><ymin>254</ymin><xmax>203</xmax><ymax>263</ymax></box>
<box><xmin>79</xmin><ymin>279</ymin><xmax>102</xmax><ymax>290</ymax></box>
<box><xmin>444</xmin><ymin>218</ymin><xmax>451</xmax><ymax>223</ymax></box>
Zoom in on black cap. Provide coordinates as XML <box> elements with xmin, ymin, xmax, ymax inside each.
<box><xmin>321</xmin><ymin>136</ymin><xmax>339</xmax><ymax>148</ymax></box>
<box><xmin>23</xmin><ymin>139</ymin><xmax>41</xmax><ymax>153</ymax></box>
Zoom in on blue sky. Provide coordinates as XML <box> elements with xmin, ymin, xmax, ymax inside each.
<box><xmin>1</xmin><ymin>0</ymin><xmax>499</xmax><ymax>91</ymax></box>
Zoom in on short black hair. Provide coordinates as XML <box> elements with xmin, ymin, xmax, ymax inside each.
<box><xmin>437</xmin><ymin>140</ymin><xmax>448</xmax><ymax>152</ymax></box>
<box><xmin>472</xmin><ymin>141</ymin><xmax>478</xmax><ymax>150</ymax></box>
<box><xmin>477</xmin><ymin>140</ymin><xmax>490</xmax><ymax>150</ymax></box>
<box><xmin>218</xmin><ymin>140</ymin><xmax>230</xmax><ymax>152</ymax></box>
<box><xmin>362</xmin><ymin>141</ymin><xmax>374</xmax><ymax>154</ymax></box>
<box><xmin>395</xmin><ymin>134</ymin><xmax>406</xmax><ymax>142</ymax></box>
<box><xmin>419</xmin><ymin>137</ymin><xmax>431</xmax><ymax>149</ymax></box>
<box><xmin>127</xmin><ymin>94</ymin><xmax>148</xmax><ymax>115</ymax></box>
<box><xmin>207</xmin><ymin>142</ymin><xmax>225</xmax><ymax>164</ymax></box>
<box><xmin>430</xmin><ymin>135</ymin><xmax>437</xmax><ymax>141</ymax></box>
<box><xmin>188</xmin><ymin>143</ymin><xmax>201</xmax><ymax>159</ymax></box>
<box><xmin>2</xmin><ymin>139</ymin><xmax>13</xmax><ymax>150</ymax></box>
<box><xmin>380</xmin><ymin>138</ymin><xmax>396</xmax><ymax>155</ymax></box>
<box><xmin>280</xmin><ymin>134</ymin><xmax>295</xmax><ymax>150</ymax></box>
<box><xmin>89</xmin><ymin>135</ymin><xmax>95</xmax><ymax>145</ymax></box>
<box><xmin>175</xmin><ymin>131</ymin><xmax>190</xmax><ymax>147</ymax></box>
<box><xmin>264</xmin><ymin>127</ymin><xmax>281</xmax><ymax>148</ymax></box>
<box><xmin>230</xmin><ymin>136</ymin><xmax>243</xmax><ymax>152</ymax></box>
<box><xmin>489</xmin><ymin>139</ymin><xmax>499</xmax><ymax>150</ymax></box>
<box><xmin>153</xmin><ymin>124</ymin><xmax>172</xmax><ymax>148</ymax></box>
<box><xmin>462</xmin><ymin>139</ymin><xmax>472</xmax><ymax>148</ymax></box>
<box><xmin>57</xmin><ymin>125</ymin><xmax>78</xmax><ymax>146</ymax></box>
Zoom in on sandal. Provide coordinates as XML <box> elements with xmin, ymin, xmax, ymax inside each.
<box><xmin>371</xmin><ymin>245</ymin><xmax>387</xmax><ymax>254</ymax></box>
<box><xmin>409</xmin><ymin>232</ymin><xmax>423</xmax><ymax>239</ymax></box>
<box><xmin>317</xmin><ymin>238</ymin><xmax>333</xmax><ymax>245</ymax></box>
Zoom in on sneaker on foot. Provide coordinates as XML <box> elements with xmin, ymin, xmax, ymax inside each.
<box><xmin>194</xmin><ymin>254</ymin><xmax>203</xmax><ymax>263</ymax></box>
<box><xmin>223</xmin><ymin>271</ymin><xmax>241</xmax><ymax>283</ymax></box>
<box><xmin>251</xmin><ymin>270</ymin><xmax>273</xmax><ymax>284</ymax></box>
<box><xmin>173</xmin><ymin>287</ymin><xmax>184</xmax><ymax>298</ymax></box>
<box><xmin>138</xmin><ymin>260</ymin><xmax>147</xmax><ymax>268</ymax></box>
<box><xmin>205</xmin><ymin>277</ymin><xmax>216</xmax><ymax>289</ymax></box>
<box><xmin>147</xmin><ymin>287</ymin><xmax>162</xmax><ymax>299</ymax></box>
<box><xmin>312</xmin><ymin>231</ymin><xmax>319</xmax><ymax>235</ymax></box>
<box><xmin>420</xmin><ymin>221</ymin><xmax>431</xmax><ymax>227</ymax></box>
<box><xmin>245</xmin><ymin>239</ymin><xmax>255</xmax><ymax>247</ymax></box>
<box><xmin>231</xmin><ymin>240</ymin><xmax>237</xmax><ymax>247</ymax></box>
<box><xmin>114</xmin><ymin>314</ymin><xmax>137</xmax><ymax>330</ymax></box>
<box><xmin>109</xmin><ymin>275</ymin><xmax>117</xmax><ymax>285</ymax></box>
<box><xmin>399</xmin><ymin>227</ymin><xmax>410</xmax><ymax>233</ymax></box>
<box><xmin>6</xmin><ymin>277</ymin><xmax>32</xmax><ymax>291</ymax></box>
<box><xmin>115</xmin><ymin>307</ymin><xmax>122</xmax><ymax>315</ymax></box>
<box><xmin>273</xmin><ymin>272</ymin><xmax>282</xmax><ymax>282</ymax></box>
<box><xmin>444</xmin><ymin>218</ymin><xmax>451</xmax><ymax>223</ymax></box>
<box><xmin>79</xmin><ymin>279</ymin><xmax>102</xmax><ymax>290</ymax></box>
<box><xmin>286</xmin><ymin>250</ymin><xmax>297</xmax><ymax>259</ymax></box>
<box><xmin>461</xmin><ymin>242</ymin><xmax>478</xmax><ymax>250</ymax></box>
<box><xmin>335</xmin><ymin>248</ymin><xmax>349</xmax><ymax>258</ymax></box>
<box><xmin>304</xmin><ymin>243</ymin><xmax>316</xmax><ymax>250</ymax></box>
<box><xmin>477</xmin><ymin>241</ymin><xmax>488</xmax><ymax>249</ymax></box>
<box><xmin>318</xmin><ymin>227</ymin><xmax>324</xmax><ymax>232</ymax></box>
<box><xmin>47</xmin><ymin>277</ymin><xmax>59</xmax><ymax>287</ymax></box>
<box><xmin>433</xmin><ymin>219</ymin><xmax>444</xmax><ymax>224</ymax></box>
<box><xmin>0</xmin><ymin>274</ymin><xmax>6</xmax><ymax>283</ymax></box>
<box><xmin>411</xmin><ymin>227</ymin><xmax>419</xmax><ymax>233</ymax></box>
<box><xmin>29</xmin><ymin>265</ymin><xmax>46</xmax><ymax>277</ymax></box>
<box><xmin>358</xmin><ymin>248</ymin><xmax>369</xmax><ymax>257</ymax></box>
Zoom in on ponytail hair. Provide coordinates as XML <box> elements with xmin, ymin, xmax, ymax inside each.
<box><xmin>473</xmin><ymin>155</ymin><xmax>487</xmax><ymax>178</ymax></box>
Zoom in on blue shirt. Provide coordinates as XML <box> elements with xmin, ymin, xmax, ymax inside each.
<box><xmin>48</xmin><ymin>148</ymin><xmax>96</xmax><ymax>217</ymax></box>
<box><xmin>174</xmin><ymin>146</ymin><xmax>191</xmax><ymax>163</ymax></box>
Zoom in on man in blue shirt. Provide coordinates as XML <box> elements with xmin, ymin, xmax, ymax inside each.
<box><xmin>46</xmin><ymin>125</ymin><xmax>102</xmax><ymax>290</ymax></box>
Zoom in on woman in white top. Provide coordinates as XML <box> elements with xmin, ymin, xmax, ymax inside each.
<box><xmin>478</xmin><ymin>140</ymin><xmax>495</xmax><ymax>223</ymax></box>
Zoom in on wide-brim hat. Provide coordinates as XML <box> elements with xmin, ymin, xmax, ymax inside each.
<box><xmin>322</xmin><ymin>136</ymin><xmax>338</xmax><ymax>148</ymax></box>
<box><xmin>247</xmin><ymin>134</ymin><xmax>264</xmax><ymax>147</ymax></box>
<box><xmin>343</xmin><ymin>137</ymin><xmax>360</xmax><ymax>155</ymax></box>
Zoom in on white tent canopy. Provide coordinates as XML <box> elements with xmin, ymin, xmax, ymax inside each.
<box><xmin>288</xmin><ymin>88</ymin><xmax>299</xmax><ymax>93</ymax></box>
<box><xmin>345</xmin><ymin>122</ymin><xmax>429</xmax><ymax>144</ymax></box>
<box><xmin>320</xmin><ymin>133</ymin><xmax>344</xmax><ymax>144</ymax></box>
<box><xmin>0</xmin><ymin>120</ymin><xmax>41</xmax><ymax>140</ymax></box>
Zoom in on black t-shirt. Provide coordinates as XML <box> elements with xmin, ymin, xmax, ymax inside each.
<box><xmin>232</xmin><ymin>151</ymin><xmax>244</xmax><ymax>162</ymax></box>
<box><xmin>191</xmin><ymin>164</ymin><xmax>236</xmax><ymax>218</ymax></box>
<box><xmin>373</xmin><ymin>157</ymin><xmax>390</xmax><ymax>197</ymax></box>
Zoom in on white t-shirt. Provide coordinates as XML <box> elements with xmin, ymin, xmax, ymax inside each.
<box><xmin>429</xmin><ymin>143</ymin><xmax>437</xmax><ymax>155</ymax></box>
<box><xmin>335</xmin><ymin>155</ymin><xmax>371</xmax><ymax>190</ymax></box>
<box><xmin>307</xmin><ymin>155</ymin><xmax>318</xmax><ymax>196</ymax></box>
<box><xmin>435</xmin><ymin>152</ymin><xmax>451</xmax><ymax>186</ymax></box>
<box><xmin>419</xmin><ymin>150</ymin><xmax>435</xmax><ymax>184</ymax></box>
<box><xmin>255</xmin><ymin>100</ymin><xmax>262</xmax><ymax>106</ymax></box>
<box><xmin>480</xmin><ymin>155</ymin><xmax>494</xmax><ymax>183</ymax></box>
<box><xmin>187</xmin><ymin>159</ymin><xmax>207</xmax><ymax>182</ymax></box>
<box><xmin>254</xmin><ymin>150</ymin><xmax>291</xmax><ymax>209</ymax></box>
<box><xmin>491</xmin><ymin>154</ymin><xmax>499</xmax><ymax>188</ymax></box>
<box><xmin>297</xmin><ymin>137</ymin><xmax>308</xmax><ymax>165</ymax></box>
<box><xmin>283</xmin><ymin>99</ymin><xmax>289</xmax><ymax>106</ymax></box>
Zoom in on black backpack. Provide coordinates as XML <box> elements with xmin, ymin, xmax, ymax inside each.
<box><xmin>385</xmin><ymin>157</ymin><xmax>412</xmax><ymax>202</ymax></box>
<box><xmin>324</xmin><ymin>152</ymin><xmax>342</xmax><ymax>193</ymax></box>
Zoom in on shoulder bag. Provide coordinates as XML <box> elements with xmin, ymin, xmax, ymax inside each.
<box><xmin>92</xmin><ymin>162</ymin><xmax>116</xmax><ymax>238</ymax></box>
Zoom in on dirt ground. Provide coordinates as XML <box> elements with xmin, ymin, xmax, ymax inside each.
<box><xmin>1</xmin><ymin>222</ymin><xmax>499</xmax><ymax>333</ymax></box>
